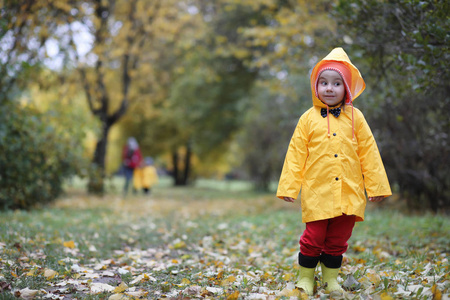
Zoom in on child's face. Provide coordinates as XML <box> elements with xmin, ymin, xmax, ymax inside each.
<box><xmin>317</xmin><ymin>70</ymin><xmax>346</xmax><ymax>107</ymax></box>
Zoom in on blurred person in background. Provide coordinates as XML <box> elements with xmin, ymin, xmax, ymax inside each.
<box><xmin>122</xmin><ymin>137</ymin><xmax>142</xmax><ymax>195</ymax></box>
<box><xmin>133</xmin><ymin>157</ymin><xmax>159</xmax><ymax>195</ymax></box>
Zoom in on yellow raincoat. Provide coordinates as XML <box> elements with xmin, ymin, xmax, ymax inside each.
<box><xmin>133</xmin><ymin>165</ymin><xmax>159</xmax><ymax>190</ymax></box>
<box><xmin>277</xmin><ymin>48</ymin><xmax>391</xmax><ymax>223</ymax></box>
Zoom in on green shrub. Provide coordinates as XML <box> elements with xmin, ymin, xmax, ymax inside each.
<box><xmin>0</xmin><ymin>100</ymin><xmax>87</xmax><ymax>209</ymax></box>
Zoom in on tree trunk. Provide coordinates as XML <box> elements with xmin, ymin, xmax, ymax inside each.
<box><xmin>172</xmin><ymin>150</ymin><xmax>181</xmax><ymax>186</ymax></box>
<box><xmin>88</xmin><ymin>122</ymin><xmax>110</xmax><ymax>194</ymax></box>
<box><xmin>171</xmin><ymin>143</ymin><xmax>192</xmax><ymax>186</ymax></box>
<box><xmin>182</xmin><ymin>142</ymin><xmax>192</xmax><ymax>185</ymax></box>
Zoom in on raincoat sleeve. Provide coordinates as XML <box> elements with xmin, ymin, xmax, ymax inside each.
<box><xmin>277</xmin><ymin>116</ymin><xmax>309</xmax><ymax>199</ymax></box>
<box><xmin>356</xmin><ymin>113</ymin><xmax>392</xmax><ymax>198</ymax></box>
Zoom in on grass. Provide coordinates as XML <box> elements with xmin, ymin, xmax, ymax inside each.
<box><xmin>0</xmin><ymin>177</ymin><xmax>449</xmax><ymax>299</ymax></box>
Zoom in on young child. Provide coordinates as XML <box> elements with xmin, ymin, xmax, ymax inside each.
<box><xmin>133</xmin><ymin>157</ymin><xmax>159</xmax><ymax>194</ymax></box>
<box><xmin>277</xmin><ymin>47</ymin><xmax>391</xmax><ymax>295</ymax></box>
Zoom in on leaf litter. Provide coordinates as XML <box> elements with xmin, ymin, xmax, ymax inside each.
<box><xmin>0</xmin><ymin>191</ymin><xmax>449</xmax><ymax>299</ymax></box>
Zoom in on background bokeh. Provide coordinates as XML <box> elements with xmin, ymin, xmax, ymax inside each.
<box><xmin>0</xmin><ymin>0</ymin><xmax>448</xmax><ymax>212</ymax></box>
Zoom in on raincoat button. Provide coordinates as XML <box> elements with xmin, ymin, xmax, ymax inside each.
<box><xmin>335</xmin><ymin>177</ymin><xmax>339</xmax><ymax>181</ymax></box>
<box><xmin>334</xmin><ymin>154</ymin><xmax>338</xmax><ymax>157</ymax></box>
<box><xmin>333</xmin><ymin>133</ymin><xmax>337</xmax><ymax>136</ymax></box>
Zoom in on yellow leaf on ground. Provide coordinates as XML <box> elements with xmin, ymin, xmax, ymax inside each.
<box><xmin>129</xmin><ymin>273</ymin><xmax>157</xmax><ymax>285</ymax></box>
<box><xmin>44</xmin><ymin>268</ymin><xmax>58</xmax><ymax>279</ymax></box>
<box><xmin>366</xmin><ymin>270</ymin><xmax>381</xmax><ymax>286</ymax></box>
<box><xmin>353</xmin><ymin>245</ymin><xmax>366</xmax><ymax>252</ymax></box>
<box><xmin>109</xmin><ymin>294</ymin><xmax>129</xmax><ymax>300</ymax></box>
<box><xmin>226</xmin><ymin>290</ymin><xmax>240</xmax><ymax>300</ymax></box>
<box><xmin>282</xmin><ymin>273</ymin><xmax>294</xmax><ymax>281</ymax></box>
<box><xmin>221</xmin><ymin>275</ymin><xmax>236</xmax><ymax>286</ymax></box>
<box><xmin>380</xmin><ymin>292</ymin><xmax>394</xmax><ymax>300</ymax></box>
<box><xmin>113</xmin><ymin>282</ymin><xmax>128</xmax><ymax>293</ymax></box>
<box><xmin>63</xmin><ymin>241</ymin><xmax>75</xmax><ymax>249</ymax></box>
<box><xmin>125</xmin><ymin>290</ymin><xmax>148</xmax><ymax>298</ymax></box>
<box><xmin>278</xmin><ymin>287</ymin><xmax>301</xmax><ymax>298</ymax></box>
<box><xmin>216</xmin><ymin>271</ymin><xmax>224</xmax><ymax>280</ymax></box>
<box><xmin>432</xmin><ymin>284</ymin><xmax>442</xmax><ymax>300</ymax></box>
<box><xmin>181</xmin><ymin>278</ymin><xmax>191</xmax><ymax>285</ymax></box>
<box><xmin>173</xmin><ymin>241</ymin><xmax>186</xmax><ymax>249</ymax></box>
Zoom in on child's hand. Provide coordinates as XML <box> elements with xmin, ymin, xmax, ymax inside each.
<box><xmin>283</xmin><ymin>197</ymin><xmax>295</xmax><ymax>203</ymax></box>
<box><xmin>368</xmin><ymin>196</ymin><xmax>384</xmax><ymax>202</ymax></box>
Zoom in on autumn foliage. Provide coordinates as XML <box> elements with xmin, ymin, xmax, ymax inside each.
<box><xmin>0</xmin><ymin>100</ymin><xmax>86</xmax><ymax>209</ymax></box>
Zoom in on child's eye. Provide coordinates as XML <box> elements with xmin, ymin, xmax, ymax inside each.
<box><xmin>334</xmin><ymin>82</ymin><xmax>341</xmax><ymax>86</ymax></box>
<box><xmin>320</xmin><ymin>81</ymin><xmax>327</xmax><ymax>85</ymax></box>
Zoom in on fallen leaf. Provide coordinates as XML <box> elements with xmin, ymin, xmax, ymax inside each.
<box><xmin>83</xmin><ymin>273</ymin><xmax>100</xmax><ymax>279</ymax></box>
<box><xmin>226</xmin><ymin>290</ymin><xmax>240</xmax><ymax>300</ymax></box>
<box><xmin>90</xmin><ymin>283</ymin><xmax>115</xmax><ymax>294</ymax></box>
<box><xmin>431</xmin><ymin>284</ymin><xmax>442</xmax><ymax>300</ymax></box>
<box><xmin>63</xmin><ymin>241</ymin><xmax>75</xmax><ymax>249</ymax></box>
<box><xmin>44</xmin><ymin>268</ymin><xmax>58</xmax><ymax>279</ymax></box>
<box><xmin>15</xmin><ymin>287</ymin><xmax>39</xmax><ymax>299</ymax></box>
<box><xmin>221</xmin><ymin>275</ymin><xmax>236</xmax><ymax>286</ymax></box>
<box><xmin>366</xmin><ymin>270</ymin><xmax>381</xmax><ymax>286</ymax></box>
<box><xmin>129</xmin><ymin>273</ymin><xmax>157</xmax><ymax>285</ymax></box>
<box><xmin>125</xmin><ymin>289</ymin><xmax>148</xmax><ymax>298</ymax></box>
<box><xmin>173</xmin><ymin>241</ymin><xmax>186</xmax><ymax>249</ymax></box>
<box><xmin>113</xmin><ymin>282</ymin><xmax>128</xmax><ymax>293</ymax></box>
<box><xmin>184</xmin><ymin>285</ymin><xmax>201</xmax><ymax>295</ymax></box>
<box><xmin>55</xmin><ymin>281</ymin><xmax>68</xmax><ymax>287</ymax></box>
<box><xmin>109</xmin><ymin>294</ymin><xmax>129</xmax><ymax>300</ymax></box>
<box><xmin>0</xmin><ymin>281</ymin><xmax>11</xmax><ymax>292</ymax></box>
<box><xmin>206</xmin><ymin>286</ymin><xmax>224</xmax><ymax>295</ymax></box>
<box><xmin>282</xmin><ymin>273</ymin><xmax>294</xmax><ymax>281</ymax></box>
<box><xmin>103</xmin><ymin>271</ymin><xmax>115</xmax><ymax>277</ymax></box>
<box><xmin>247</xmin><ymin>293</ymin><xmax>272</xmax><ymax>299</ymax></box>
<box><xmin>380</xmin><ymin>292</ymin><xmax>394</xmax><ymax>300</ymax></box>
<box><xmin>353</xmin><ymin>245</ymin><xmax>366</xmax><ymax>252</ymax></box>
<box><xmin>343</xmin><ymin>274</ymin><xmax>361</xmax><ymax>291</ymax></box>
<box><xmin>278</xmin><ymin>286</ymin><xmax>301</xmax><ymax>298</ymax></box>
<box><xmin>118</xmin><ymin>267</ymin><xmax>130</xmax><ymax>275</ymax></box>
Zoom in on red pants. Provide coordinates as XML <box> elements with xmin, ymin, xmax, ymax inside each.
<box><xmin>300</xmin><ymin>214</ymin><xmax>356</xmax><ymax>257</ymax></box>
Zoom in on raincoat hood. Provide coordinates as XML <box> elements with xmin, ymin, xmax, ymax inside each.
<box><xmin>310</xmin><ymin>47</ymin><xmax>366</xmax><ymax>108</ymax></box>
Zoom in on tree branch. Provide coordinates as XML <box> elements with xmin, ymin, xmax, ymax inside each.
<box><xmin>129</xmin><ymin>0</ymin><xmax>162</xmax><ymax>69</ymax></box>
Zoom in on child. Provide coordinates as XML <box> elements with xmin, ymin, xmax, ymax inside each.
<box><xmin>277</xmin><ymin>47</ymin><xmax>391</xmax><ymax>295</ymax></box>
<box><xmin>133</xmin><ymin>157</ymin><xmax>159</xmax><ymax>194</ymax></box>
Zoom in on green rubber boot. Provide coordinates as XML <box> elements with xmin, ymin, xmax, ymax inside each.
<box><xmin>321</xmin><ymin>263</ymin><xmax>344</xmax><ymax>294</ymax></box>
<box><xmin>295</xmin><ymin>266</ymin><xmax>315</xmax><ymax>295</ymax></box>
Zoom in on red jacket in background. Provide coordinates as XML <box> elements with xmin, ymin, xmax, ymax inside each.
<box><xmin>122</xmin><ymin>146</ymin><xmax>142</xmax><ymax>169</ymax></box>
